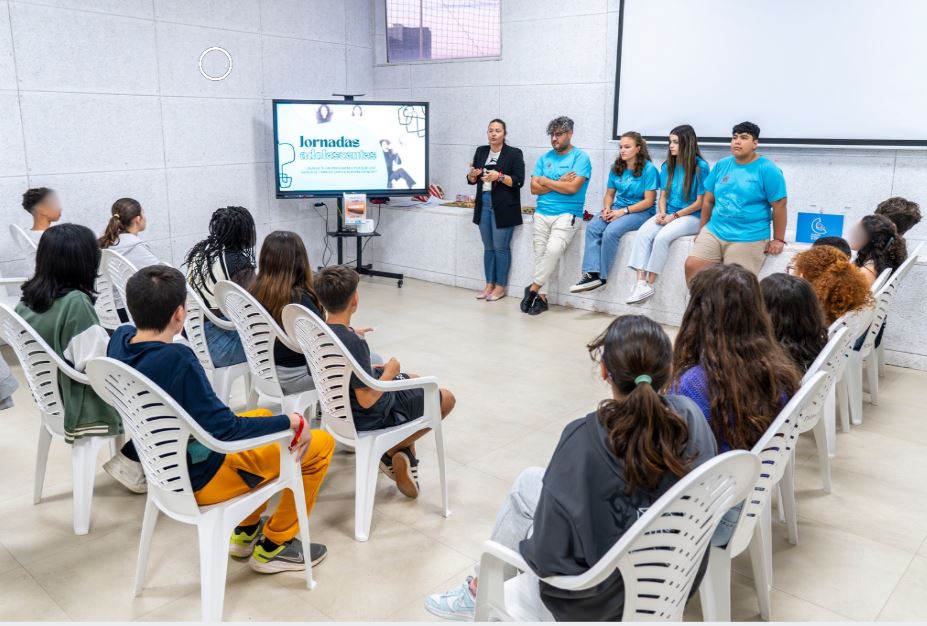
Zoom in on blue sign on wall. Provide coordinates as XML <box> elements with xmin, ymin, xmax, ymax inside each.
<box><xmin>795</xmin><ymin>211</ymin><xmax>845</xmax><ymax>243</ymax></box>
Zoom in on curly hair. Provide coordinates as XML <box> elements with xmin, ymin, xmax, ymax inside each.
<box><xmin>22</xmin><ymin>187</ymin><xmax>53</xmax><ymax>215</ymax></box>
<box><xmin>672</xmin><ymin>264</ymin><xmax>801</xmax><ymax>451</ymax></box>
<box><xmin>854</xmin><ymin>214</ymin><xmax>907</xmax><ymax>276</ymax></box>
<box><xmin>792</xmin><ymin>246</ymin><xmax>873</xmax><ymax>325</ymax></box>
<box><xmin>612</xmin><ymin>131</ymin><xmax>652</xmax><ymax>177</ymax></box>
<box><xmin>875</xmin><ymin>196</ymin><xmax>921</xmax><ymax>235</ymax></box>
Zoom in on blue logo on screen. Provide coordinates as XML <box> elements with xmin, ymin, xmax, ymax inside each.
<box><xmin>796</xmin><ymin>212</ymin><xmax>845</xmax><ymax>243</ymax></box>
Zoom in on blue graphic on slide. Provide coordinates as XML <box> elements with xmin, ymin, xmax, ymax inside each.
<box><xmin>796</xmin><ymin>211</ymin><xmax>844</xmax><ymax>243</ymax></box>
<box><xmin>277</xmin><ymin>142</ymin><xmax>295</xmax><ymax>188</ymax></box>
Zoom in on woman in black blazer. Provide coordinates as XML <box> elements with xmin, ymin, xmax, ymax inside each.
<box><xmin>467</xmin><ymin>118</ymin><xmax>525</xmax><ymax>301</ymax></box>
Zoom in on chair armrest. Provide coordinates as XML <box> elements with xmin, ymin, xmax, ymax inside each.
<box><xmin>365</xmin><ymin>375</ymin><xmax>440</xmax><ymax>393</ymax></box>
<box><xmin>475</xmin><ymin>540</ymin><xmax>532</xmax><ymax>621</ymax></box>
<box><xmin>274</xmin><ymin>329</ymin><xmax>303</xmax><ymax>354</ymax></box>
<box><xmin>195</xmin><ymin>429</ymin><xmax>293</xmax><ymax>455</ymax></box>
<box><xmin>0</xmin><ymin>277</ymin><xmax>26</xmax><ymax>286</ymax></box>
<box><xmin>67</xmin><ymin>370</ymin><xmax>90</xmax><ymax>385</ymax></box>
<box><xmin>201</xmin><ymin>306</ymin><xmax>236</xmax><ymax>331</ymax></box>
<box><xmin>480</xmin><ymin>540</ymin><xmax>531</xmax><ymax>572</ymax></box>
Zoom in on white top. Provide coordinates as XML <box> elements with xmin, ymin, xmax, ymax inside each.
<box><xmin>483</xmin><ymin>148</ymin><xmax>501</xmax><ymax>191</ymax></box>
<box><xmin>107</xmin><ymin>233</ymin><xmax>160</xmax><ymax>269</ymax></box>
<box><xmin>26</xmin><ymin>229</ymin><xmax>42</xmax><ymax>246</ymax></box>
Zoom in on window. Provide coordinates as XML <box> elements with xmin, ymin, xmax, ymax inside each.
<box><xmin>385</xmin><ymin>0</ymin><xmax>501</xmax><ymax>63</ymax></box>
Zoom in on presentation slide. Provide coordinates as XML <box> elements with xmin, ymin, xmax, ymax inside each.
<box><xmin>274</xmin><ymin>100</ymin><xmax>428</xmax><ymax>196</ymax></box>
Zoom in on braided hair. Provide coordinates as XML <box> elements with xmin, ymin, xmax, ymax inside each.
<box><xmin>184</xmin><ymin>206</ymin><xmax>257</xmax><ymax>294</ymax></box>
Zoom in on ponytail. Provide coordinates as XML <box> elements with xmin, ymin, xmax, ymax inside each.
<box><xmin>588</xmin><ymin>315</ymin><xmax>692</xmax><ymax>494</ymax></box>
<box><xmin>98</xmin><ymin>197</ymin><xmax>143</xmax><ymax>249</ymax></box>
<box><xmin>597</xmin><ymin>379</ymin><xmax>691</xmax><ymax>493</ymax></box>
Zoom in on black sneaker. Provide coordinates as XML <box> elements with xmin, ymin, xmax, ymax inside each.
<box><xmin>528</xmin><ymin>296</ymin><xmax>549</xmax><ymax>316</ymax></box>
<box><xmin>391</xmin><ymin>449</ymin><xmax>420</xmax><ymax>498</ymax></box>
<box><xmin>401</xmin><ymin>446</ymin><xmax>420</xmax><ymax>483</ymax></box>
<box><xmin>379</xmin><ymin>452</ymin><xmax>395</xmax><ymax>480</ymax></box>
<box><xmin>569</xmin><ymin>272</ymin><xmax>605</xmax><ymax>293</ymax></box>
<box><xmin>520</xmin><ymin>286</ymin><xmax>537</xmax><ymax>313</ymax></box>
<box><xmin>249</xmin><ymin>537</ymin><xmax>327</xmax><ymax>573</ymax></box>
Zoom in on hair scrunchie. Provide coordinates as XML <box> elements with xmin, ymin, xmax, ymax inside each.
<box><xmin>634</xmin><ymin>374</ymin><xmax>652</xmax><ymax>386</ymax></box>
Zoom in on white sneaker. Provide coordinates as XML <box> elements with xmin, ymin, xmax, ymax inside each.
<box><xmin>625</xmin><ymin>280</ymin><xmax>646</xmax><ymax>304</ymax></box>
<box><xmin>636</xmin><ymin>283</ymin><xmax>656</xmax><ymax>303</ymax></box>
<box><xmin>626</xmin><ymin>281</ymin><xmax>655</xmax><ymax>304</ymax></box>
<box><xmin>103</xmin><ymin>451</ymin><xmax>147</xmax><ymax>494</ymax></box>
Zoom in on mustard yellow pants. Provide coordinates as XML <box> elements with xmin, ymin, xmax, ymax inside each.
<box><xmin>194</xmin><ymin>409</ymin><xmax>335</xmax><ymax>544</ymax></box>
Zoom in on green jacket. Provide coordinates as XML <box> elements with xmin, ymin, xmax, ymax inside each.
<box><xmin>16</xmin><ymin>291</ymin><xmax>122</xmax><ymax>442</ymax></box>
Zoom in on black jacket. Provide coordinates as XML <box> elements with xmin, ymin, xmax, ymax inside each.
<box><xmin>468</xmin><ymin>144</ymin><xmax>525</xmax><ymax>229</ymax></box>
<box><xmin>519</xmin><ymin>396</ymin><xmax>718</xmax><ymax>621</ymax></box>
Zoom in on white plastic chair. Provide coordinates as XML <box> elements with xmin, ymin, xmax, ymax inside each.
<box><xmin>876</xmin><ymin>243</ymin><xmax>922</xmax><ymax>376</ymax></box>
<box><xmin>101</xmin><ymin>248</ymin><xmax>139</xmax><ymax>325</ymax></box>
<box><xmin>183</xmin><ymin>286</ymin><xmax>254</xmax><ymax>407</ymax></box>
<box><xmin>473</xmin><ymin>451</ymin><xmax>760</xmax><ymax>622</ymax></box>
<box><xmin>9</xmin><ymin>223</ymin><xmax>38</xmax><ymax>257</ymax></box>
<box><xmin>800</xmin><ymin>326</ymin><xmax>850</xmax><ymax>474</ymax></box>
<box><xmin>214</xmin><ymin>281</ymin><xmax>317</xmax><ymax>417</ymax></box>
<box><xmin>282</xmin><ymin>303</ymin><xmax>450</xmax><ymax>542</ymax></box>
<box><xmin>699</xmin><ymin>371</ymin><xmax>829</xmax><ymax>622</ymax></box>
<box><xmin>858</xmin><ymin>252</ymin><xmax>919</xmax><ymax>407</ymax></box>
<box><xmin>0</xmin><ymin>303</ymin><xmax>118</xmax><ymax>535</ymax></box>
<box><xmin>869</xmin><ymin>267</ymin><xmax>892</xmax><ymax>295</ymax></box>
<box><xmin>85</xmin><ymin>356</ymin><xmax>315</xmax><ymax>622</ymax></box>
<box><xmin>0</xmin><ymin>271</ymin><xmax>26</xmax><ymax>312</ymax></box>
<box><xmin>830</xmin><ymin>307</ymin><xmax>875</xmax><ymax>428</ymax></box>
<box><xmin>93</xmin><ymin>270</ymin><xmax>122</xmax><ymax>331</ymax></box>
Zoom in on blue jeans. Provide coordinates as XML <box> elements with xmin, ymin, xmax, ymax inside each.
<box><xmin>581</xmin><ymin>210</ymin><xmax>653</xmax><ymax>279</ymax></box>
<box><xmin>478</xmin><ymin>194</ymin><xmax>515</xmax><ymax>286</ymax></box>
<box><xmin>204</xmin><ymin>318</ymin><xmax>247</xmax><ymax>367</ymax></box>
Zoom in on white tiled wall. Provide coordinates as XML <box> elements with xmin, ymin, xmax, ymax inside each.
<box><xmin>0</xmin><ymin>0</ymin><xmax>373</xmax><ymax>279</ymax></box>
<box><xmin>371</xmin><ymin>1</ymin><xmax>927</xmax><ymax>369</ymax></box>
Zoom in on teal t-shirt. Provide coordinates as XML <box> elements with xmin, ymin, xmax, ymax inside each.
<box><xmin>661</xmin><ymin>156</ymin><xmax>711</xmax><ymax>216</ymax></box>
<box><xmin>704</xmin><ymin>155</ymin><xmax>787</xmax><ymax>242</ymax></box>
<box><xmin>607</xmin><ymin>160</ymin><xmax>659</xmax><ymax>214</ymax></box>
<box><xmin>532</xmin><ymin>147</ymin><xmax>592</xmax><ymax>217</ymax></box>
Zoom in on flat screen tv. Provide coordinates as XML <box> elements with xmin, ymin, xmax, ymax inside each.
<box><xmin>273</xmin><ymin>99</ymin><xmax>429</xmax><ymax>198</ymax></box>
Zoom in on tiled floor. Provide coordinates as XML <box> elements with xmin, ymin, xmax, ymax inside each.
<box><xmin>1</xmin><ymin>278</ymin><xmax>925</xmax><ymax>621</ymax></box>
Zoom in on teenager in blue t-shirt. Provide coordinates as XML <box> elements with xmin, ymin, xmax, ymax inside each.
<box><xmin>684</xmin><ymin>121</ymin><xmax>788</xmax><ymax>283</ymax></box>
<box><xmin>626</xmin><ymin>125</ymin><xmax>710</xmax><ymax>304</ymax></box>
<box><xmin>570</xmin><ymin>131</ymin><xmax>658</xmax><ymax>293</ymax></box>
<box><xmin>522</xmin><ymin>116</ymin><xmax>592</xmax><ymax>315</ymax></box>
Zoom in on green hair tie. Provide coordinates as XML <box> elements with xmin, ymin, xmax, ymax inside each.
<box><xmin>634</xmin><ymin>374</ymin><xmax>653</xmax><ymax>386</ymax></box>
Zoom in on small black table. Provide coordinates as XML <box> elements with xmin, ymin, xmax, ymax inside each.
<box><xmin>327</xmin><ymin>229</ymin><xmax>404</xmax><ymax>288</ymax></box>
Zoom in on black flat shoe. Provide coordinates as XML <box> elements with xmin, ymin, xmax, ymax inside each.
<box><xmin>528</xmin><ymin>296</ymin><xmax>549</xmax><ymax>316</ymax></box>
<box><xmin>520</xmin><ymin>286</ymin><xmax>537</xmax><ymax>313</ymax></box>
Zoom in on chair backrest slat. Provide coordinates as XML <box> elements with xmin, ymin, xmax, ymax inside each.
<box><xmin>0</xmin><ymin>303</ymin><xmax>83</xmax><ymax>437</ymax></box>
<box><xmin>531</xmin><ymin>451</ymin><xmax>760</xmax><ymax>622</ymax></box>
<box><xmin>9</xmin><ymin>224</ymin><xmax>38</xmax><ymax>256</ymax></box>
<box><xmin>183</xmin><ymin>287</ymin><xmax>216</xmax><ymax>371</ymax></box>
<box><xmin>799</xmin><ymin>327</ymin><xmax>850</xmax><ymax>433</ymax></box>
<box><xmin>94</xmin><ymin>270</ymin><xmax>121</xmax><ymax>330</ymax></box>
<box><xmin>283</xmin><ymin>304</ymin><xmax>363</xmax><ymax>442</ymax></box>
<box><xmin>101</xmin><ymin>249</ymin><xmax>139</xmax><ymax>325</ymax></box>
<box><xmin>214</xmin><ymin>281</ymin><xmax>284</xmax><ymax>398</ymax></box>
<box><xmin>87</xmin><ymin>357</ymin><xmax>200</xmax><ymax>516</ymax></box>
<box><xmin>727</xmin><ymin>372</ymin><xmax>829</xmax><ymax>556</ymax></box>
